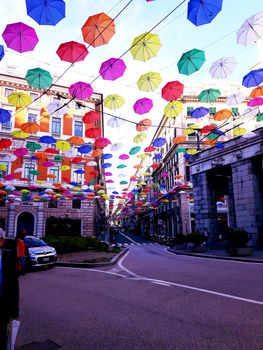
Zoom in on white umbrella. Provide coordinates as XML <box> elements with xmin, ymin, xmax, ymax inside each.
<box><xmin>225</xmin><ymin>92</ymin><xmax>245</xmax><ymax>107</ymax></box>
<box><xmin>110</xmin><ymin>143</ymin><xmax>123</xmax><ymax>152</ymax></box>
<box><xmin>87</xmin><ymin>161</ymin><xmax>97</xmax><ymax>166</ymax></box>
<box><xmin>118</xmin><ymin>173</ymin><xmax>127</xmax><ymax>177</ymax></box>
<box><xmin>209</xmin><ymin>57</ymin><xmax>237</xmax><ymax>79</ymax></box>
<box><xmin>3</xmin><ymin>154</ymin><xmax>17</xmax><ymax>162</ymax></box>
<box><xmin>242</xmin><ymin>131</ymin><xmax>257</xmax><ymax>138</ymax></box>
<box><xmin>242</xmin><ymin>106</ymin><xmax>260</xmax><ymax>118</ymax></box>
<box><xmin>64</xmin><ymin>148</ymin><xmax>77</xmax><ymax>157</ymax></box>
<box><xmin>47</xmin><ymin>100</ymin><xmax>69</xmax><ymax>117</ymax></box>
<box><xmin>5</xmin><ymin>185</ymin><xmax>16</xmax><ymax>191</ymax></box>
<box><xmin>107</xmin><ymin>117</ymin><xmax>124</xmax><ymax>128</ymax></box>
<box><xmin>14</xmin><ymin>167</ymin><xmax>23</xmax><ymax>173</ymax></box>
<box><xmin>237</xmin><ymin>11</ymin><xmax>263</xmax><ymax>46</ymax></box>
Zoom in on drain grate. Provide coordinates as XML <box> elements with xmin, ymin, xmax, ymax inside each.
<box><xmin>17</xmin><ymin>338</ymin><xmax>61</xmax><ymax>350</ymax></box>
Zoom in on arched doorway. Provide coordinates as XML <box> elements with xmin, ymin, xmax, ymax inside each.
<box><xmin>17</xmin><ymin>212</ymin><xmax>35</xmax><ymax>236</ymax></box>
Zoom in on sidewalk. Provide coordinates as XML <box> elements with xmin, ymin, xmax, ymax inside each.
<box><xmin>167</xmin><ymin>247</ymin><xmax>263</xmax><ymax>263</ymax></box>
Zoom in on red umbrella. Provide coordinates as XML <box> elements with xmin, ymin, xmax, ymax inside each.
<box><xmin>0</xmin><ymin>138</ymin><xmax>12</xmax><ymax>149</ymax></box>
<box><xmin>2</xmin><ymin>22</ymin><xmax>39</xmax><ymax>53</ymax></box>
<box><xmin>133</xmin><ymin>98</ymin><xmax>153</xmax><ymax>115</ymax></box>
<box><xmin>82</xmin><ymin>111</ymin><xmax>100</xmax><ymax>124</ymax></box>
<box><xmin>85</xmin><ymin>127</ymin><xmax>102</xmax><ymax>138</ymax></box>
<box><xmin>72</xmin><ymin>157</ymin><xmax>84</xmax><ymax>164</ymax></box>
<box><xmin>45</xmin><ymin>148</ymin><xmax>59</xmax><ymax>154</ymax></box>
<box><xmin>69</xmin><ymin>81</ymin><xmax>93</xmax><ymax>100</ymax></box>
<box><xmin>144</xmin><ymin>146</ymin><xmax>156</xmax><ymax>152</ymax></box>
<box><xmin>56</xmin><ymin>41</ymin><xmax>88</xmax><ymax>63</ymax></box>
<box><xmin>200</xmin><ymin>125</ymin><xmax>216</xmax><ymax>134</ymax></box>
<box><xmin>136</xmin><ymin>118</ymin><xmax>152</xmax><ymax>132</ymax></box>
<box><xmin>99</xmin><ymin>58</ymin><xmax>126</xmax><ymax>81</ymax></box>
<box><xmin>81</xmin><ymin>12</ymin><xmax>115</xmax><ymax>48</ymax></box>
<box><xmin>161</xmin><ymin>81</ymin><xmax>184</xmax><ymax>101</ymax></box>
<box><xmin>94</xmin><ymin>137</ymin><xmax>111</xmax><ymax>148</ymax></box>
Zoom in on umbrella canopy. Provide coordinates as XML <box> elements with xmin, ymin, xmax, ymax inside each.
<box><xmin>11</xmin><ymin>130</ymin><xmax>29</xmax><ymax>139</ymax></box>
<box><xmin>78</xmin><ymin>145</ymin><xmax>92</xmax><ymax>154</ymax></box>
<box><xmin>0</xmin><ymin>108</ymin><xmax>11</xmax><ymax>123</ymax></box>
<box><xmin>39</xmin><ymin>135</ymin><xmax>57</xmax><ymax>144</ymax></box>
<box><xmin>47</xmin><ymin>100</ymin><xmax>68</xmax><ymax>117</ymax></box>
<box><xmin>25</xmin><ymin>67</ymin><xmax>53</xmax><ymax>89</ymax></box>
<box><xmin>137</xmin><ymin>71</ymin><xmax>162</xmax><ymax>92</ymax></box>
<box><xmin>233</xmin><ymin>127</ymin><xmax>247</xmax><ymax>136</ymax></box>
<box><xmin>237</xmin><ymin>11</ymin><xmax>263</xmax><ymax>46</ymax></box>
<box><xmin>82</xmin><ymin>111</ymin><xmax>100</xmax><ymax>124</ymax></box>
<box><xmin>68</xmin><ymin>136</ymin><xmax>84</xmax><ymax>145</ymax></box>
<box><xmin>136</xmin><ymin>118</ymin><xmax>152</xmax><ymax>132</ymax></box>
<box><xmin>69</xmin><ymin>81</ymin><xmax>93</xmax><ymax>100</ymax></box>
<box><xmin>85</xmin><ymin>127</ymin><xmax>102</xmax><ymax>138</ymax></box>
<box><xmin>198</xmin><ymin>88</ymin><xmax>221</xmax><ymax>102</ymax></box>
<box><xmin>0</xmin><ymin>45</ymin><xmax>5</xmax><ymax>61</ymax></box>
<box><xmin>133</xmin><ymin>98</ymin><xmax>153</xmax><ymax>115</ymax></box>
<box><xmin>2</xmin><ymin>22</ymin><xmax>39</xmax><ymax>53</ymax></box>
<box><xmin>187</xmin><ymin>0</ymin><xmax>223</xmax><ymax>26</ymax></box>
<box><xmin>177</xmin><ymin>48</ymin><xmax>205</xmax><ymax>75</ymax></box>
<box><xmin>99</xmin><ymin>58</ymin><xmax>126</xmax><ymax>81</ymax></box>
<box><xmin>26</xmin><ymin>0</ymin><xmax>65</xmax><ymax>26</ymax></box>
<box><xmin>161</xmin><ymin>81</ymin><xmax>184</xmax><ymax>101</ymax></box>
<box><xmin>209</xmin><ymin>57</ymin><xmax>237</xmax><ymax>79</ymax></box>
<box><xmin>82</xmin><ymin>12</ymin><xmax>115</xmax><ymax>48</ymax></box>
<box><xmin>56</xmin><ymin>41</ymin><xmax>88</xmax><ymax>63</ymax></box>
<box><xmin>26</xmin><ymin>141</ymin><xmax>42</xmax><ymax>151</ymax></box>
<box><xmin>119</xmin><ymin>154</ymin><xmax>130</xmax><ymax>160</ymax></box>
<box><xmin>242</xmin><ymin>68</ymin><xmax>263</xmax><ymax>88</ymax></box>
<box><xmin>0</xmin><ymin>138</ymin><xmax>12</xmax><ymax>149</ymax></box>
<box><xmin>94</xmin><ymin>137</ymin><xmax>111</xmax><ymax>148</ymax></box>
<box><xmin>191</xmin><ymin>107</ymin><xmax>209</xmax><ymax>119</ymax></box>
<box><xmin>133</xmin><ymin>133</ymin><xmax>147</xmax><ymax>144</ymax></box>
<box><xmin>173</xmin><ymin>135</ymin><xmax>187</xmax><ymax>144</ymax></box>
<box><xmin>200</xmin><ymin>125</ymin><xmax>216</xmax><ymax>134</ymax></box>
<box><xmin>14</xmin><ymin>148</ymin><xmax>28</xmax><ymax>157</ymax></box>
<box><xmin>225</xmin><ymin>92</ymin><xmax>245</xmax><ymax>107</ymax></box>
<box><xmin>129</xmin><ymin>146</ymin><xmax>141</xmax><ymax>155</ymax></box>
<box><xmin>130</xmin><ymin>32</ymin><xmax>161</xmax><ymax>62</ymax></box>
<box><xmin>152</xmin><ymin>137</ymin><xmax>166</xmax><ymax>147</ymax></box>
<box><xmin>247</xmin><ymin>97</ymin><xmax>263</xmax><ymax>107</ymax></box>
<box><xmin>20</xmin><ymin>122</ymin><xmax>40</xmax><ymax>134</ymax></box>
<box><xmin>56</xmin><ymin>140</ymin><xmax>71</xmax><ymax>151</ymax></box>
<box><xmin>104</xmin><ymin>94</ymin><xmax>125</xmax><ymax>110</ymax></box>
<box><xmin>101</xmin><ymin>153</ymin><xmax>113</xmax><ymax>160</ymax></box>
<box><xmin>107</xmin><ymin>117</ymin><xmax>124</xmax><ymax>128</ymax></box>
<box><xmin>242</xmin><ymin>107</ymin><xmax>260</xmax><ymax>118</ymax></box>
<box><xmin>164</xmin><ymin>100</ymin><xmax>183</xmax><ymax>118</ymax></box>
<box><xmin>213</xmin><ymin>109</ymin><xmax>232</xmax><ymax>121</ymax></box>
<box><xmin>250</xmin><ymin>86</ymin><xmax>263</xmax><ymax>98</ymax></box>
<box><xmin>7</xmin><ymin>92</ymin><xmax>32</xmax><ymax>107</ymax></box>
<box><xmin>110</xmin><ymin>143</ymin><xmax>123</xmax><ymax>152</ymax></box>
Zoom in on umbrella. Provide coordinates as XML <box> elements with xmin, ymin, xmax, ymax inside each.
<box><xmin>256</xmin><ymin>113</ymin><xmax>263</xmax><ymax>122</ymax></box>
<box><xmin>78</xmin><ymin>145</ymin><xmax>92</xmax><ymax>154</ymax></box>
<box><xmin>56</xmin><ymin>140</ymin><xmax>71</xmax><ymax>151</ymax></box>
<box><xmin>69</xmin><ymin>81</ymin><xmax>93</xmax><ymax>100</ymax></box>
<box><xmin>198</xmin><ymin>88</ymin><xmax>221</xmax><ymax>102</ymax></box>
<box><xmin>43</xmin><ymin>161</ymin><xmax>55</xmax><ymax>167</ymax></box>
<box><xmin>87</xmin><ymin>161</ymin><xmax>97</xmax><ymax>166</ymax></box>
<box><xmin>26</xmin><ymin>0</ymin><xmax>65</xmax><ymax>26</ymax></box>
<box><xmin>233</xmin><ymin>127</ymin><xmax>247</xmax><ymax>136</ymax></box>
<box><xmin>101</xmin><ymin>153</ymin><xmax>113</xmax><ymax>160</ymax></box>
<box><xmin>39</xmin><ymin>135</ymin><xmax>57</xmax><ymax>144</ymax></box>
<box><xmin>242</xmin><ymin>107</ymin><xmax>260</xmax><ymax>118</ymax></box>
<box><xmin>85</xmin><ymin>127</ymin><xmax>102</xmax><ymax>138</ymax></box>
<box><xmin>213</xmin><ymin>109</ymin><xmax>232</xmax><ymax>121</ymax></box>
<box><xmin>56</xmin><ymin>41</ymin><xmax>88</xmax><ymax>63</ymax></box>
<box><xmin>3</xmin><ymin>154</ymin><xmax>17</xmax><ymax>162</ymax></box>
<box><xmin>47</xmin><ymin>100</ymin><xmax>68</xmax><ymax>117</ymax></box>
<box><xmin>82</xmin><ymin>12</ymin><xmax>115</xmax><ymax>47</ymax></box>
<box><xmin>25</xmin><ymin>68</ymin><xmax>53</xmax><ymax>89</ymax></box>
<box><xmin>133</xmin><ymin>98</ymin><xmax>153</xmax><ymax>115</ymax></box>
<box><xmin>173</xmin><ymin>136</ymin><xmax>187</xmax><ymax>144</ymax></box>
<box><xmin>0</xmin><ymin>108</ymin><xmax>11</xmax><ymax>123</ymax></box>
<box><xmin>94</xmin><ymin>137</ymin><xmax>111</xmax><ymax>148</ymax></box>
<box><xmin>190</xmin><ymin>107</ymin><xmax>209</xmax><ymax>119</ymax></box>
<box><xmin>11</xmin><ymin>130</ymin><xmax>29</xmax><ymax>139</ymax></box>
<box><xmin>200</xmin><ymin>125</ymin><xmax>216</xmax><ymax>134</ymax></box>
<box><xmin>237</xmin><ymin>11</ymin><xmax>263</xmax><ymax>46</ymax></box>
<box><xmin>130</xmin><ymin>32</ymin><xmax>161</xmax><ymax>62</ymax></box>
<box><xmin>20</xmin><ymin>122</ymin><xmax>40</xmax><ymax>134</ymax></box>
<box><xmin>161</xmin><ymin>81</ymin><xmax>184</xmax><ymax>101</ymax></box>
<box><xmin>136</xmin><ymin>118</ymin><xmax>152</xmax><ymax>132</ymax></box>
<box><xmin>119</xmin><ymin>154</ymin><xmax>129</xmax><ymax>160</ymax></box>
<box><xmin>251</xmin><ymin>86</ymin><xmax>263</xmax><ymax>98</ymax></box>
<box><xmin>133</xmin><ymin>133</ymin><xmax>147</xmax><ymax>144</ymax></box>
<box><xmin>26</xmin><ymin>141</ymin><xmax>42</xmax><ymax>151</ymax></box>
<box><xmin>101</xmin><ymin>163</ymin><xmax>112</xmax><ymax>169</ymax></box>
<box><xmin>2</xmin><ymin>22</ymin><xmax>39</xmax><ymax>53</ymax></box>
<box><xmin>152</xmin><ymin>137</ymin><xmax>166</xmax><ymax>147</ymax></box>
<box><xmin>209</xmin><ymin>57</ymin><xmax>237</xmax><ymax>79</ymax></box>
<box><xmin>14</xmin><ymin>148</ymin><xmax>28</xmax><ymax>157</ymax></box>
<box><xmin>82</xmin><ymin>111</ymin><xmax>100</xmax><ymax>124</ymax></box>
<box><xmin>247</xmin><ymin>97</ymin><xmax>263</xmax><ymax>107</ymax></box>
<box><xmin>7</xmin><ymin>92</ymin><xmax>32</xmax><ymax>107</ymax></box>
<box><xmin>117</xmin><ymin>164</ymin><xmax>127</xmax><ymax>169</ymax></box>
<box><xmin>72</xmin><ymin>157</ymin><xmax>83</xmax><ymax>164</ymax></box>
<box><xmin>187</xmin><ymin>0</ymin><xmax>223</xmax><ymax>26</ymax></box>
<box><xmin>153</xmin><ymin>154</ymin><xmax>162</xmax><ymax>160</ymax></box>
<box><xmin>177</xmin><ymin>48</ymin><xmax>205</xmax><ymax>75</ymax></box>
<box><xmin>104</xmin><ymin>94</ymin><xmax>125</xmax><ymax>110</ymax></box>
<box><xmin>242</xmin><ymin>68</ymin><xmax>263</xmax><ymax>88</ymax></box>
<box><xmin>137</xmin><ymin>71</ymin><xmax>162</xmax><ymax>92</ymax></box>
<box><xmin>0</xmin><ymin>45</ymin><xmax>4</xmax><ymax>61</ymax></box>
<box><xmin>164</xmin><ymin>100</ymin><xmax>183</xmax><ymax>118</ymax></box>
<box><xmin>68</xmin><ymin>136</ymin><xmax>84</xmax><ymax>145</ymax></box>
<box><xmin>107</xmin><ymin>117</ymin><xmax>124</xmax><ymax>128</ymax></box>
<box><xmin>99</xmin><ymin>58</ymin><xmax>126</xmax><ymax>80</ymax></box>
<box><xmin>144</xmin><ymin>146</ymin><xmax>156</xmax><ymax>152</ymax></box>
<box><xmin>225</xmin><ymin>92</ymin><xmax>245</xmax><ymax>107</ymax></box>
<box><xmin>110</xmin><ymin>143</ymin><xmax>123</xmax><ymax>151</ymax></box>
<box><xmin>45</xmin><ymin>148</ymin><xmax>59</xmax><ymax>154</ymax></box>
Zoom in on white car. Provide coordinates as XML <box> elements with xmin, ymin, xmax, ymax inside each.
<box><xmin>24</xmin><ymin>236</ymin><xmax>57</xmax><ymax>268</ymax></box>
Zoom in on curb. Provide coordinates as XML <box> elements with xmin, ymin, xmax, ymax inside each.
<box><xmin>55</xmin><ymin>247</ymin><xmax>129</xmax><ymax>269</ymax></box>
<box><xmin>167</xmin><ymin>248</ymin><xmax>263</xmax><ymax>263</ymax></box>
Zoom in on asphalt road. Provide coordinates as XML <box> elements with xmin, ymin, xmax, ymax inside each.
<box><xmin>16</xmin><ymin>234</ymin><xmax>263</xmax><ymax>350</ymax></box>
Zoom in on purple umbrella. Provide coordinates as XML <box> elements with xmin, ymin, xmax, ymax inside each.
<box><xmin>119</xmin><ymin>154</ymin><xmax>130</xmax><ymax>160</ymax></box>
<box><xmin>242</xmin><ymin>68</ymin><xmax>263</xmax><ymax>88</ymax></box>
<box><xmin>0</xmin><ymin>45</ymin><xmax>4</xmax><ymax>61</ymax></box>
<box><xmin>191</xmin><ymin>107</ymin><xmax>209</xmax><ymax>119</ymax></box>
<box><xmin>2</xmin><ymin>22</ymin><xmax>39</xmax><ymax>53</ymax></box>
<box><xmin>133</xmin><ymin>98</ymin><xmax>153</xmax><ymax>115</ymax></box>
<box><xmin>99</xmin><ymin>58</ymin><xmax>126</xmax><ymax>81</ymax></box>
<box><xmin>247</xmin><ymin>97</ymin><xmax>263</xmax><ymax>107</ymax></box>
<box><xmin>152</xmin><ymin>137</ymin><xmax>166</xmax><ymax>147</ymax></box>
<box><xmin>69</xmin><ymin>81</ymin><xmax>93</xmax><ymax>100</ymax></box>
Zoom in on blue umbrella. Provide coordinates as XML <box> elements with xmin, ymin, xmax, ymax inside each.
<box><xmin>152</xmin><ymin>137</ymin><xmax>166</xmax><ymax>147</ymax></box>
<box><xmin>242</xmin><ymin>68</ymin><xmax>263</xmax><ymax>88</ymax></box>
<box><xmin>101</xmin><ymin>153</ymin><xmax>113</xmax><ymax>159</ymax></box>
<box><xmin>191</xmin><ymin>107</ymin><xmax>209</xmax><ymax>119</ymax></box>
<box><xmin>0</xmin><ymin>45</ymin><xmax>5</xmax><ymax>61</ymax></box>
<box><xmin>213</xmin><ymin>129</ymin><xmax>225</xmax><ymax>136</ymax></box>
<box><xmin>78</xmin><ymin>145</ymin><xmax>92</xmax><ymax>154</ymax></box>
<box><xmin>187</xmin><ymin>0</ymin><xmax>223</xmax><ymax>26</ymax></box>
<box><xmin>153</xmin><ymin>153</ymin><xmax>162</xmax><ymax>160</ymax></box>
<box><xmin>70</xmin><ymin>181</ymin><xmax>78</xmax><ymax>186</ymax></box>
<box><xmin>39</xmin><ymin>135</ymin><xmax>57</xmax><ymax>144</ymax></box>
<box><xmin>0</xmin><ymin>108</ymin><xmax>11</xmax><ymax>123</ymax></box>
<box><xmin>26</xmin><ymin>0</ymin><xmax>66</xmax><ymax>26</ymax></box>
<box><xmin>74</xmin><ymin>169</ymin><xmax>85</xmax><ymax>174</ymax></box>
<box><xmin>216</xmin><ymin>142</ymin><xmax>224</xmax><ymax>149</ymax></box>
<box><xmin>101</xmin><ymin>163</ymin><xmax>112</xmax><ymax>168</ymax></box>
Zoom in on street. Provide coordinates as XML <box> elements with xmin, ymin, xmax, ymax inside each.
<box><xmin>16</xmin><ymin>234</ymin><xmax>263</xmax><ymax>350</ymax></box>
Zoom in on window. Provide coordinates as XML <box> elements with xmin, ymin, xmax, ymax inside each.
<box><xmin>1</xmin><ymin>115</ymin><xmax>12</xmax><ymax>130</ymax></box>
<box><xmin>48</xmin><ymin>166</ymin><xmax>59</xmax><ymax>183</ymax></box>
<box><xmin>30</xmin><ymin>92</ymin><xmax>39</xmax><ymax>102</ymax></box>
<box><xmin>187</xmin><ymin>123</ymin><xmax>197</xmax><ymax>141</ymax></box>
<box><xmin>52</xmin><ymin>117</ymin><xmax>61</xmax><ymax>134</ymax></box>
<box><xmin>72</xmin><ymin>198</ymin><xmax>81</xmax><ymax>209</ymax></box>
<box><xmin>24</xmin><ymin>163</ymin><xmax>36</xmax><ymax>181</ymax></box>
<box><xmin>0</xmin><ymin>161</ymin><xmax>8</xmax><ymax>179</ymax></box>
<box><xmin>74</xmin><ymin>121</ymin><xmax>83</xmax><ymax>137</ymax></box>
<box><xmin>28</xmin><ymin>113</ymin><xmax>37</xmax><ymax>123</ymax></box>
<box><xmin>231</xmin><ymin>107</ymin><xmax>239</xmax><ymax>117</ymax></box>
<box><xmin>187</xmin><ymin>107</ymin><xmax>194</xmax><ymax>117</ymax></box>
<box><xmin>4</xmin><ymin>88</ymin><xmax>14</xmax><ymax>97</ymax></box>
<box><xmin>209</xmin><ymin>107</ymin><xmax>217</xmax><ymax>116</ymax></box>
<box><xmin>73</xmin><ymin>167</ymin><xmax>84</xmax><ymax>184</ymax></box>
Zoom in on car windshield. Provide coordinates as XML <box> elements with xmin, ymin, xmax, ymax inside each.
<box><xmin>24</xmin><ymin>238</ymin><xmax>47</xmax><ymax>247</ymax></box>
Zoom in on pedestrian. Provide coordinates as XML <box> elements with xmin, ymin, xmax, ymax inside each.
<box><xmin>16</xmin><ymin>229</ymin><xmax>27</xmax><ymax>276</ymax></box>
<box><xmin>0</xmin><ymin>230</ymin><xmax>20</xmax><ymax>349</ymax></box>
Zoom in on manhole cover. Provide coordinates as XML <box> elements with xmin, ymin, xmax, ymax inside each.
<box><xmin>17</xmin><ymin>339</ymin><xmax>61</xmax><ymax>350</ymax></box>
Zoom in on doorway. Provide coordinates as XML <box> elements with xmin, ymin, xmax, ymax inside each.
<box><xmin>16</xmin><ymin>212</ymin><xmax>35</xmax><ymax>236</ymax></box>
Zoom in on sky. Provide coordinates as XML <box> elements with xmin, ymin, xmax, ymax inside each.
<box><xmin>0</xmin><ymin>0</ymin><xmax>262</xmax><ymax>198</ymax></box>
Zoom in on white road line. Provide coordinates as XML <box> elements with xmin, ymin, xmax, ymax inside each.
<box><xmin>119</xmin><ymin>232</ymin><xmax>139</xmax><ymax>245</ymax></box>
<box><xmin>152</xmin><ymin>281</ymin><xmax>171</xmax><ymax>287</ymax></box>
<box><xmin>58</xmin><ymin>266</ymin><xmax>127</xmax><ymax>278</ymax></box>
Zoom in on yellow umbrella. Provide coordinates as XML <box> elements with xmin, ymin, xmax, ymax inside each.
<box><xmin>60</xmin><ymin>165</ymin><xmax>71</xmax><ymax>171</ymax></box>
<box><xmin>130</xmin><ymin>32</ymin><xmax>161</xmax><ymax>62</ymax></box>
<box><xmin>11</xmin><ymin>130</ymin><xmax>29</xmax><ymax>139</ymax></box>
<box><xmin>137</xmin><ymin>154</ymin><xmax>148</xmax><ymax>159</ymax></box>
<box><xmin>56</xmin><ymin>140</ymin><xmax>71</xmax><ymax>151</ymax></box>
<box><xmin>164</xmin><ymin>101</ymin><xmax>183</xmax><ymax>119</ymax></box>
<box><xmin>0</xmin><ymin>164</ymin><xmax>7</xmax><ymax>171</ymax></box>
<box><xmin>104</xmin><ymin>94</ymin><xmax>125</xmax><ymax>110</ymax></box>
<box><xmin>186</xmin><ymin>149</ymin><xmax>198</xmax><ymax>155</ymax></box>
<box><xmin>20</xmin><ymin>189</ymin><xmax>30</xmax><ymax>193</ymax></box>
<box><xmin>133</xmin><ymin>133</ymin><xmax>147</xmax><ymax>144</ymax></box>
<box><xmin>142</xmin><ymin>171</ymin><xmax>151</xmax><ymax>176</ymax></box>
<box><xmin>137</xmin><ymin>71</ymin><xmax>162</xmax><ymax>92</ymax></box>
<box><xmin>233</xmin><ymin>127</ymin><xmax>247</xmax><ymax>136</ymax></box>
<box><xmin>7</xmin><ymin>92</ymin><xmax>32</xmax><ymax>107</ymax></box>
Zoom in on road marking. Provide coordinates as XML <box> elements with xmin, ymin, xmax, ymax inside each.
<box><xmin>152</xmin><ymin>281</ymin><xmax>171</xmax><ymax>287</ymax></box>
<box><xmin>119</xmin><ymin>232</ymin><xmax>139</xmax><ymax>245</ymax></box>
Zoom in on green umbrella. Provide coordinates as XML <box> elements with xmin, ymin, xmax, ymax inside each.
<box><xmin>256</xmin><ymin>113</ymin><xmax>263</xmax><ymax>122</ymax></box>
<box><xmin>198</xmin><ymin>88</ymin><xmax>221</xmax><ymax>102</ymax></box>
<box><xmin>175</xmin><ymin>147</ymin><xmax>186</xmax><ymax>153</ymax></box>
<box><xmin>207</xmin><ymin>133</ymin><xmax>218</xmax><ymax>140</ymax></box>
<box><xmin>25</xmin><ymin>67</ymin><xmax>53</xmax><ymax>89</ymax></box>
<box><xmin>29</xmin><ymin>170</ymin><xmax>40</xmax><ymax>176</ymax></box>
<box><xmin>129</xmin><ymin>146</ymin><xmax>141</xmax><ymax>155</ymax></box>
<box><xmin>117</xmin><ymin>164</ymin><xmax>127</xmax><ymax>169</ymax></box>
<box><xmin>54</xmin><ymin>155</ymin><xmax>64</xmax><ymax>161</ymax></box>
<box><xmin>177</xmin><ymin>48</ymin><xmax>205</xmax><ymax>75</ymax></box>
<box><xmin>26</xmin><ymin>142</ymin><xmax>42</xmax><ymax>151</ymax></box>
<box><xmin>120</xmin><ymin>180</ymin><xmax>128</xmax><ymax>185</ymax></box>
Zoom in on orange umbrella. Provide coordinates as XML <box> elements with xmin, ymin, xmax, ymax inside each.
<box><xmin>68</xmin><ymin>136</ymin><xmax>84</xmax><ymax>145</ymax></box>
<box><xmin>250</xmin><ymin>86</ymin><xmax>263</xmax><ymax>98</ymax></box>
<box><xmin>205</xmin><ymin>139</ymin><xmax>217</xmax><ymax>145</ymax></box>
<box><xmin>173</xmin><ymin>135</ymin><xmax>186</xmax><ymax>144</ymax></box>
<box><xmin>213</xmin><ymin>109</ymin><xmax>232</xmax><ymax>121</ymax></box>
<box><xmin>81</xmin><ymin>12</ymin><xmax>115</xmax><ymax>48</ymax></box>
<box><xmin>47</xmin><ymin>174</ymin><xmax>57</xmax><ymax>178</ymax></box>
<box><xmin>92</xmin><ymin>149</ymin><xmax>103</xmax><ymax>157</ymax></box>
<box><xmin>20</xmin><ymin>122</ymin><xmax>40</xmax><ymax>134</ymax></box>
<box><xmin>136</xmin><ymin>118</ymin><xmax>152</xmax><ymax>132</ymax></box>
<box><xmin>133</xmin><ymin>164</ymin><xmax>144</xmax><ymax>169</ymax></box>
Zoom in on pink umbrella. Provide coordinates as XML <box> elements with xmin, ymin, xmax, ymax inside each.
<box><xmin>247</xmin><ymin>97</ymin><xmax>263</xmax><ymax>107</ymax></box>
<box><xmin>94</xmin><ymin>137</ymin><xmax>111</xmax><ymax>148</ymax></box>
<box><xmin>56</xmin><ymin>41</ymin><xmax>88</xmax><ymax>63</ymax></box>
<box><xmin>14</xmin><ymin>147</ymin><xmax>28</xmax><ymax>157</ymax></box>
<box><xmin>133</xmin><ymin>98</ymin><xmax>153</xmax><ymax>115</ymax></box>
<box><xmin>69</xmin><ymin>81</ymin><xmax>93</xmax><ymax>100</ymax></box>
<box><xmin>119</xmin><ymin>154</ymin><xmax>130</xmax><ymax>160</ymax></box>
<box><xmin>99</xmin><ymin>58</ymin><xmax>126</xmax><ymax>81</ymax></box>
<box><xmin>105</xmin><ymin>172</ymin><xmax>112</xmax><ymax>176</ymax></box>
<box><xmin>2</xmin><ymin>22</ymin><xmax>39</xmax><ymax>53</ymax></box>
<box><xmin>42</xmin><ymin>161</ymin><xmax>55</xmax><ymax>167</ymax></box>
<box><xmin>106</xmin><ymin>179</ymin><xmax>114</xmax><ymax>183</ymax></box>
<box><xmin>161</xmin><ymin>80</ymin><xmax>184</xmax><ymax>101</ymax></box>
<box><xmin>4</xmin><ymin>174</ymin><xmax>15</xmax><ymax>181</ymax></box>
